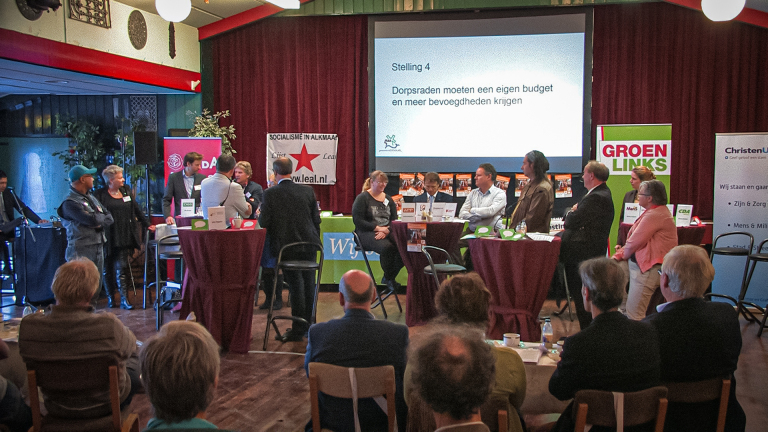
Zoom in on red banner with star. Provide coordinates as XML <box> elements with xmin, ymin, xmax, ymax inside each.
<box><xmin>266</xmin><ymin>133</ymin><xmax>338</xmax><ymax>185</ymax></box>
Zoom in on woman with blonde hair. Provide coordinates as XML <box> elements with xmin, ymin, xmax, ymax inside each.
<box><xmin>352</xmin><ymin>171</ymin><xmax>403</xmax><ymax>293</ymax></box>
<box><xmin>233</xmin><ymin>161</ymin><xmax>263</xmax><ymax>219</ymax></box>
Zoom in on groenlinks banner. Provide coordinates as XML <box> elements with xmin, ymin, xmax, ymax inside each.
<box><xmin>266</xmin><ymin>133</ymin><xmax>338</xmax><ymax>185</ymax></box>
<box><xmin>596</xmin><ymin>124</ymin><xmax>672</xmax><ymax>249</ymax></box>
<box><xmin>712</xmin><ymin>133</ymin><xmax>768</xmax><ymax>303</ymax></box>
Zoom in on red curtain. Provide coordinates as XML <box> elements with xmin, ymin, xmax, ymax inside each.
<box><xmin>592</xmin><ymin>3</ymin><xmax>768</xmax><ymax>219</ymax></box>
<box><xmin>211</xmin><ymin>15</ymin><xmax>369</xmax><ymax>213</ymax></box>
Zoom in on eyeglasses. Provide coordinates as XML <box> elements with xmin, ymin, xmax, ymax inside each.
<box><xmin>657</xmin><ymin>269</ymin><xmax>663</xmax><ymax>275</ymax></box>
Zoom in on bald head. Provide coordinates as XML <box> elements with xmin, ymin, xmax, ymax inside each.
<box><xmin>339</xmin><ymin>270</ymin><xmax>375</xmax><ymax>308</ymax></box>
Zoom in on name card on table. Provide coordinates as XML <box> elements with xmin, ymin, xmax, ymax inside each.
<box><xmin>676</xmin><ymin>204</ymin><xmax>693</xmax><ymax>227</ymax></box>
<box><xmin>190</xmin><ymin>219</ymin><xmax>209</xmax><ymax>230</ymax></box>
<box><xmin>431</xmin><ymin>202</ymin><xmax>446</xmax><ymax>218</ymax></box>
<box><xmin>474</xmin><ymin>226</ymin><xmax>493</xmax><ymax>238</ymax></box>
<box><xmin>180</xmin><ymin>199</ymin><xmax>196</xmax><ymax>217</ymax></box>
<box><xmin>666</xmin><ymin>204</ymin><xmax>675</xmax><ymax>215</ymax></box>
<box><xmin>499</xmin><ymin>229</ymin><xmax>525</xmax><ymax>241</ymax></box>
<box><xmin>623</xmin><ymin>203</ymin><xmax>641</xmax><ymax>224</ymax></box>
<box><xmin>207</xmin><ymin>206</ymin><xmax>227</xmax><ymax>230</ymax></box>
<box><xmin>320</xmin><ymin>210</ymin><xmax>333</xmax><ymax>217</ymax></box>
<box><xmin>443</xmin><ymin>203</ymin><xmax>458</xmax><ymax>218</ymax></box>
<box><xmin>401</xmin><ymin>203</ymin><xmax>416</xmax><ymax>222</ymax></box>
<box><xmin>240</xmin><ymin>220</ymin><xmax>258</xmax><ymax>230</ymax></box>
<box><xmin>414</xmin><ymin>202</ymin><xmax>430</xmax><ymax>222</ymax></box>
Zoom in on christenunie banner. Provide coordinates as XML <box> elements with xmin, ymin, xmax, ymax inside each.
<box><xmin>267</xmin><ymin>133</ymin><xmax>338</xmax><ymax>185</ymax></box>
<box><xmin>712</xmin><ymin>133</ymin><xmax>768</xmax><ymax>304</ymax></box>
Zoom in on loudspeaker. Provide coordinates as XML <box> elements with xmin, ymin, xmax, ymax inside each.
<box><xmin>134</xmin><ymin>131</ymin><xmax>158</xmax><ymax>165</ymax></box>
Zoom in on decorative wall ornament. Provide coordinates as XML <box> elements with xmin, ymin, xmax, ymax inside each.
<box><xmin>130</xmin><ymin>96</ymin><xmax>158</xmax><ymax>132</ymax></box>
<box><xmin>69</xmin><ymin>0</ymin><xmax>111</xmax><ymax>29</ymax></box>
<box><xmin>128</xmin><ymin>10</ymin><xmax>147</xmax><ymax>50</ymax></box>
<box><xmin>16</xmin><ymin>0</ymin><xmax>44</xmax><ymax>20</ymax></box>
<box><xmin>169</xmin><ymin>22</ymin><xmax>177</xmax><ymax>59</ymax></box>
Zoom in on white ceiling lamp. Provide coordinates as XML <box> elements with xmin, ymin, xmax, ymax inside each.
<box><xmin>701</xmin><ymin>0</ymin><xmax>746</xmax><ymax>22</ymax></box>
<box><xmin>155</xmin><ymin>0</ymin><xmax>192</xmax><ymax>22</ymax></box>
<box><xmin>267</xmin><ymin>0</ymin><xmax>301</xmax><ymax>9</ymax></box>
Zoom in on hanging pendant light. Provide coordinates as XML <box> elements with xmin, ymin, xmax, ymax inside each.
<box><xmin>155</xmin><ymin>0</ymin><xmax>192</xmax><ymax>23</ymax></box>
<box><xmin>267</xmin><ymin>0</ymin><xmax>301</xmax><ymax>9</ymax></box>
<box><xmin>701</xmin><ymin>0</ymin><xmax>746</xmax><ymax>22</ymax></box>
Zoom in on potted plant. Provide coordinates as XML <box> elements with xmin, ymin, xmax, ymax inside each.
<box><xmin>53</xmin><ymin>115</ymin><xmax>107</xmax><ymax>185</ymax></box>
<box><xmin>187</xmin><ymin>108</ymin><xmax>237</xmax><ymax>154</ymax></box>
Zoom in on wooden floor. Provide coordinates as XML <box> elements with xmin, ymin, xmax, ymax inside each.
<box><xmin>3</xmin><ymin>288</ymin><xmax>767</xmax><ymax>432</ymax></box>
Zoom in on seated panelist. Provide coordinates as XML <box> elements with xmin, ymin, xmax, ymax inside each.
<box><xmin>413</xmin><ymin>172</ymin><xmax>453</xmax><ymax>210</ymax></box>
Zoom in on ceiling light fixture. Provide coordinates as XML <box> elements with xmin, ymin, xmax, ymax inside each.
<box><xmin>155</xmin><ymin>0</ymin><xmax>191</xmax><ymax>22</ymax></box>
<box><xmin>701</xmin><ymin>0</ymin><xmax>746</xmax><ymax>22</ymax></box>
<box><xmin>267</xmin><ymin>0</ymin><xmax>301</xmax><ymax>10</ymax></box>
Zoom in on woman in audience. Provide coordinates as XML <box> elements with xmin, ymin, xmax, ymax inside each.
<box><xmin>616</xmin><ymin>166</ymin><xmax>656</xmax><ymax>245</ymax></box>
<box><xmin>404</xmin><ymin>273</ymin><xmax>527</xmax><ymax>432</ymax></box>
<box><xmin>233</xmin><ymin>161</ymin><xmax>263</xmax><ymax>219</ymax></box>
<box><xmin>508</xmin><ymin>150</ymin><xmax>554</xmax><ymax>233</ymax></box>
<box><xmin>140</xmin><ymin>321</ymin><xmax>221</xmax><ymax>430</ymax></box>
<box><xmin>352</xmin><ymin>170</ymin><xmax>404</xmax><ymax>294</ymax></box>
<box><xmin>94</xmin><ymin>165</ymin><xmax>154</xmax><ymax>309</ymax></box>
<box><xmin>613</xmin><ymin>180</ymin><xmax>677</xmax><ymax>319</ymax></box>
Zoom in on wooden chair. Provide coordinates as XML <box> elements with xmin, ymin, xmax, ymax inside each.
<box><xmin>572</xmin><ymin>386</ymin><xmax>668</xmax><ymax>432</ymax></box>
<box><xmin>26</xmin><ymin>356</ymin><xmax>139</xmax><ymax>432</ymax></box>
<box><xmin>308</xmin><ymin>362</ymin><xmax>396</xmax><ymax>432</ymax></box>
<box><xmin>664</xmin><ymin>377</ymin><xmax>731</xmax><ymax>432</ymax></box>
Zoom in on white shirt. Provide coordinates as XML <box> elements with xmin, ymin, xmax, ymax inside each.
<box><xmin>458</xmin><ymin>185</ymin><xmax>506</xmax><ymax>231</ymax></box>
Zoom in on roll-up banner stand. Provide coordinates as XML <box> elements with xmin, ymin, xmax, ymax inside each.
<box><xmin>713</xmin><ymin>133</ymin><xmax>768</xmax><ymax>303</ymax></box>
<box><xmin>596</xmin><ymin>124</ymin><xmax>672</xmax><ymax>249</ymax></box>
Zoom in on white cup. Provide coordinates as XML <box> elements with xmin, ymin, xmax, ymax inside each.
<box><xmin>503</xmin><ymin>333</ymin><xmax>520</xmax><ymax>347</ymax></box>
<box><xmin>233</xmin><ymin>218</ymin><xmax>243</xmax><ymax>229</ymax></box>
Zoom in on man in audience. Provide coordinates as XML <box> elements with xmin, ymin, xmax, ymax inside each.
<box><xmin>458</xmin><ymin>163</ymin><xmax>506</xmax><ymax>268</ymax></box>
<box><xmin>57</xmin><ymin>165</ymin><xmax>114</xmax><ymax>302</ymax></box>
<box><xmin>200</xmin><ymin>153</ymin><xmax>251</xmax><ymax>222</ymax></box>
<box><xmin>260</xmin><ymin>157</ymin><xmax>321</xmax><ymax>342</ymax></box>
<box><xmin>411</xmin><ymin>325</ymin><xmax>495</xmax><ymax>432</ymax></box>
<box><xmin>414</xmin><ymin>172</ymin><xmax>453</xmax><ymax>209</ymax></box>
<box><xmin>0</xmin><ymin>340</ymin><xmax>32</xmax><ymax>432</ymax></box>
<box><xmin>558</xmin><ymin>160</ymin><xmax>614</xmax><ymax>329</ymax></box>
<box><xmin>18</xmin><ymin>259</ymin><xmax>140</xmax><ymax>417</ymax></box>
<box><xmin>140</xmin><ymin>321</ymin><xmax>221</xmax><ymax>430</ymax></box>
<box><xmin>549</xmin><ymin>257</ymin><xmax>660</xmax><ymax>432</ymax></box>
<box><xmin>644</xmin><ymin>245</ymin><xmax>746</xmax><ymax>432</ymax></box>
<box><xmin>305</xmin><ymin>269</ymin><xmax>409</xmax><ymax>431</ymax></box>
<box><xmin>163</xmin><ymin>151</ymin><xmax>206</xmax><ymax>225</ymax></box>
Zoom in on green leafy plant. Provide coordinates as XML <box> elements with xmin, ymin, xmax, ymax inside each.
<box><xmin>187</xmin><ymin>108</ymin><xmax>237</xmax><ymax>154</ymax></box>
<box><xmin>53</xmin><ymin>115</ymin><xmax>107</xmax><ymax>184</ymax></box>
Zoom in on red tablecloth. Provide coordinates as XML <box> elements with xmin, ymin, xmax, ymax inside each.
<box><xmin>469</xmin><ymin>237</ymin><xmax>561</xmax><ymax>342</ymax></box>
<box><xmin>390</xmin><ymin>221</ymin><xmax>466</xmax><ymax>326</ymax></box>
<box><xmin>178</xmin><ymin>228</ymin><xmax>266</xmax><ymax>353</ymax></box>
<box><xmin>617</xmin><ymin>222</ymin><xmax>707</xmax><ymax>246</ymax></box>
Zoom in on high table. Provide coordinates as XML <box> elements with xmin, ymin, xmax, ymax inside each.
<box><xmin>617</xmin><ymin>222</ymin><xmax>707</xmax><ymax>246</ymax></box>
<box><xmin>390</xmin><ymin>221</ymin><xmax>465</xmax><ymax>326</ymax></box>
<box><xmin>178</xmin><ymin>228</ymin><xmax>266</xmax><ymax>353</ymax></box>
<box><xmin>469</xmin><ymin>237</ymin><xmax>561</xmax><ymax>342</ymax></box>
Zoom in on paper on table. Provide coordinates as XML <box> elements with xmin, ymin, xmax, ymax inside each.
<box><xmin>492</xmin><ymin>340</ymin><xmax>543</xmax><ymax>363</ymax></box>
<box><xmin>527</xmin><ymin>233</ymin><xmax>555</xmax><ymax>242</ymax></box>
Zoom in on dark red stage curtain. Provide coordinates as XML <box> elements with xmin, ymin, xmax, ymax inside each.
<box><xmin>211</xmin><ymin>15</ymin><xmax>368</xmax><ymax>213</ymax></box>
<box><xmin>592</xmin><ymin>3</ymin><xmax>768</xmax><ymax>219</ymax></box>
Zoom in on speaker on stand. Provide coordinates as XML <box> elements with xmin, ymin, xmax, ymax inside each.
<box><xmin>134</xmin><ymin>131</ymin><xmax>158</xmax><ymax>216</ymax></box>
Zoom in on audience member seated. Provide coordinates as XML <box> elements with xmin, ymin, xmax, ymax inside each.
<box><xmin>404</xmin><ymin>273</ymin><xmax>526</xmax><ymax>432</ymax></box>
<box><xmin>644</xmin><ymin>245</ymin><xmax>746</xmax><ymax>432</ymax></box>
<box><xmin>507</xmin><ymin>150</ymin><xmax>554</xmax><ymax>234</ymax></box>
<box><xmin>140</xmin><ymin>321</ymin><xmax>222</xmax><ymax>430</ymax></box>
<box><xmin>305</xmin><ymin>269</ymin><xmax>409</xmax><ymax>432</ymax></box>
<box><xmin>0</xmin><ymin>340</ymin><xmax>32</xmax><ymax>432</ymax></box>
<box><xmin>414</xmin><ymin>172</ymin><xmax>454</xmax><ymax>208</ymax></box>
<box><xmin>19</xmin><ymin>258</ymin><xmax>141</xmax><ymax>417</ymax></box>
<box><xmin>352</xmin><ymin>170</ymin><xmax>405</xmax><ymax>294</ymax></box>
<box><xmin>200</xmin><ymin>153</ymin><xmax>251</xmax><ymax>221</ymax></box>
<box><xmin>411</xmin><ymin>324</ymin><xmax>496</xmax><ymax>432</ymax></box>
<box><xmin>548</xmin><ymin>257</ymin><xmax>660</xmax><ymax>432</ymax></box>
<box><xmin>613</xmin><ymin>180</ymin><xmax>677</xmax><ymax>320</ymax></box>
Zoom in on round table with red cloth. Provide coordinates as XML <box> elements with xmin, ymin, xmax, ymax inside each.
<box><xmin>390</xmin><ymin>221</ymin><xmax>466</xmax><ymax>326</ymax></box>
<box><xmin>617</xmin><ymin>222</ymin><xmax>707</xmax><ymax>246</ymax></box>
<box><xmin>177</xmin><ymin>228</ymin><xmax>266</xmax><ymax>353</ymax></box>
<box><xmin>468</xmin><ymin>236</ymin><xmax>561</xmax><ymax>342</ymax></box>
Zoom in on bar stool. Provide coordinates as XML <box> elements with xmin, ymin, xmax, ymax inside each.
<box><xmin>739</xmin><ymin>238</ymin><xmax>768</xmax><ymax>334</ymax></box>
<box><xmin>710</xmin><ymin>232</ymin><xmax>754</xmax><ymax>321</ymax></box>
<box><xmin>154</xmin><ymin>234</ymin><xmax>184</xmax><ymax>331</ymax></box>
<box><xmin>551</xmin><ymin>263</ymin><xmax>574</xmax><ymax>321</ymax></box>
<box><xmin>422</xmin><ymin>246</ymin><xmax>466</xmax><ymax>289</ymax></box>
<box><xmin>263</xmin><ymin>242</ymin><xmax>323</xmax><ymax>350</ymax></box>
<box><xmin>353</xmin><ymin>232</ymin><xmax>402</xmax><ymax>319</ymax></box>
<box><xmin>142</xmin><ymin>228</ymin><xmax>159</xmax><ymax>309</ymax></box>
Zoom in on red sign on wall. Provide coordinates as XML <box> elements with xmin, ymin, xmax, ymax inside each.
<box><xmin>163</xmin><ymin>137</ymin><xmax>222</xmax><ymax>186</ymax></box>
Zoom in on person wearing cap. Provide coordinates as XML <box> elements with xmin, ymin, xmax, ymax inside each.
<box><xmin>57</xmin><ymin>164</ymin><xmax>114</xmax><ymax>303</ymax></box>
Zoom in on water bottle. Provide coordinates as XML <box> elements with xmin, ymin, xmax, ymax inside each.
<box><xmin>186</xmin><ymin>312</ymin><xmax>197</xmax><ymax>322</ymax></box>
<box><xmin>22</xmin><ymin>306</ymin><xmax>33</xmax><ymax>317</ymax></box>
<box><xmin>541</xmin><ymin>318</ymin><xmax>554</xmax><ymax>349</ymax></box>
<box><xmin>519</xmin><ymin>220</ymin><xmax>527</xmax><ymax>235</ymax></box>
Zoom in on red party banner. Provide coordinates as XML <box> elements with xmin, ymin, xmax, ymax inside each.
<box><xmin>163</xmin><ymin>137</ymin><xmax>222</xmax><ymax>185</ymax></box>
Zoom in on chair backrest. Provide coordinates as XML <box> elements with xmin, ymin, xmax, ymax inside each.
<box><xmin>573</xmin><ymin>386</ymin><xmax>668</xmax><ymax>432</ymax></box>
<box><xmin>308</xmin><ymin>362</ymin><xmax>396</xmax><ymax>432</ymax></box>
<box><xmin>26</xmin><ymin>355</ymin><xmax>122</xmax><ymax>431</ymax></box>
<box><xmin>711</xmin><ymin>232</ymin><xmax>754</xmax><ymax>257</ymax></box>
<box><xmin>664</xmin><ymin>378</ymin><xmax>730</xmax><ymax>432</ymax></box>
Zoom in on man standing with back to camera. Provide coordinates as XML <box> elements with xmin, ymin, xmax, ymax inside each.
<box><xmin>259</xmin><ymin>157</ymin><xmax>322</xmax><ymax>342</ymax></box>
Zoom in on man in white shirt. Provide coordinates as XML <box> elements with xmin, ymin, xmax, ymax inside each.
<box><xmin>457</xmin><ymin>163</ymin><xmax>506</xmax><ymax>268</ymax></box>
<box><xmin>200</xmin><ymin>154</ymin><xmax>251</xmax><ymax>222</ymax></box>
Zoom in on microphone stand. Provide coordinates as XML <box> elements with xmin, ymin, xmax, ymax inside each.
<box><xmin>8</xmin><ymin>188</ymin><xmax>35</xmax><ymax>243</ymax></box>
